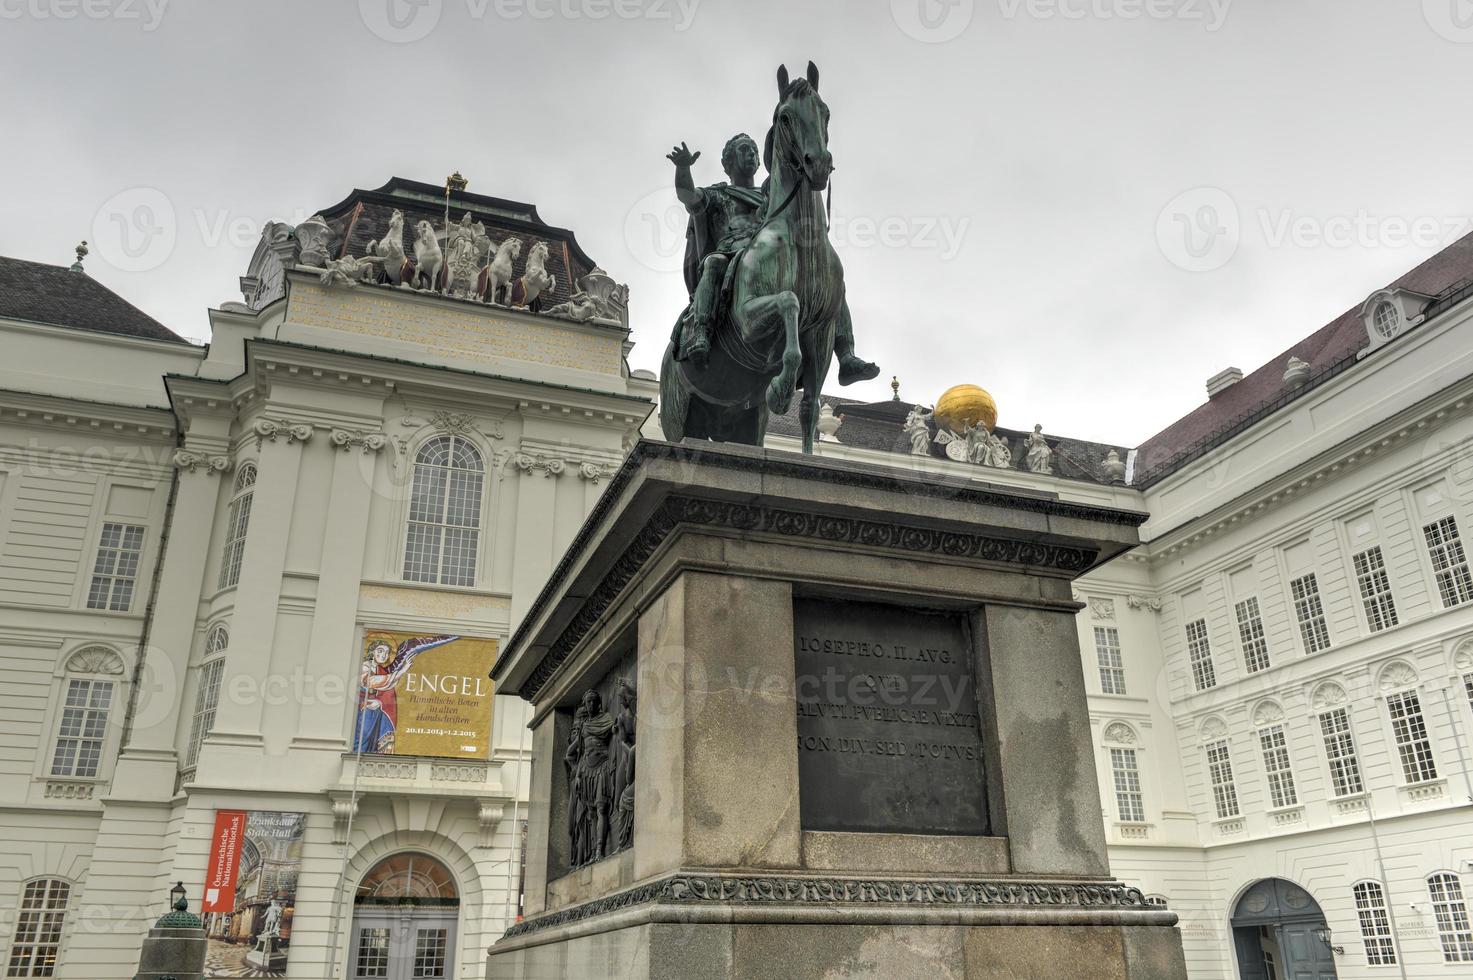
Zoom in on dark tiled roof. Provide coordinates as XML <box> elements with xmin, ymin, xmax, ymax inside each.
<box><xmin>0</xmin><ymin>256</ymin><xmax>188</xmax><ymax>344</ymax></box>
<box><xmin>1134</xmin><ymin>232</ymin><xmax>1473</xmax><ymax>486</ymax></box>
<box><xmin>767</xmin><ymin>393</ymin><xmax>1131</xmax><ymax>486</ymax></box>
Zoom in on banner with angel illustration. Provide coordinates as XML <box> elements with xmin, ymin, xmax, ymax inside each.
<box><xmin>352</xmin><ymin>631</ymin><xmax>498</xmax><ymax>759</ymax></box>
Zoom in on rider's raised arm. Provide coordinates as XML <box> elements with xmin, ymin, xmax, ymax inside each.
<box><xmin>669</xmin><ymin>142</ymin><xmax>705</xmax><ymax>211</ymax></box>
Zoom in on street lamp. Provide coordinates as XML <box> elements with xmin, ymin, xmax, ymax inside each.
<box><xmin>169</xmin><ymin>881</ymin><xmax>187</xmax><ymax>911</ymax></box>
<box><xmin>1312</xmin><ymin>926</ymin><xmax>1344</xmax><ymax>956</ymax></box>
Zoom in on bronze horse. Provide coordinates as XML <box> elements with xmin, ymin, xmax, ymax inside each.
<box><xmin>660</xmin><ymin>62</ymin><xmax>871</xmax><ymax>455</ymax></box>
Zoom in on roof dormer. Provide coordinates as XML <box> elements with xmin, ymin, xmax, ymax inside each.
<box><xmin>1358</xmin><ymin>287</ymin><xmax>1432</xmax><ymax>358</ymax></box>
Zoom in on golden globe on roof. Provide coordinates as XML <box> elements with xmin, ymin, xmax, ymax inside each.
<box><xmin>934</xmin><ymin>384</ymin><xmax>998</xmax><ymax>433</ymax></box>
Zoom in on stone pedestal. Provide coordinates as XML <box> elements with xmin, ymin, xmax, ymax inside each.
<box><xmin>134</xmin><ymin>911</ymin><xmax>206</xmax><ymax>980</ymax></box>
<box><xmin>244</xmin><ymin>934</ymin><xmax>288</xmax><ymax>970</ymax></box>
<box><xmin>488</xmin><ymin>441</ymin><xmax>1187</xmax><ymax>979</ymax></box>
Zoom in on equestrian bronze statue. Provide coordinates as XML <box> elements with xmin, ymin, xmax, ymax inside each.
<box><xmin>659</xmin><ymin>62</ymin><xmax>879</xmax><ymax>454</ymax></box>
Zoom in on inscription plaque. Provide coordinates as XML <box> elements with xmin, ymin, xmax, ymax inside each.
<box><xmin>793</xmin><ymin>598</ymin><xmax>990</xmax><ymax>835</ymax></box>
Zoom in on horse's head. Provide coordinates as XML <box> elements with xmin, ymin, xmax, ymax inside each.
<box><xmin>768</xmin><ymin>61</ymin><xmax>833</xmax><ymax>191</ymax></box>
<box><xmin>387</xmin><ymin>209</ymin><xmax>404</xmax><ymax>232</ymax></box>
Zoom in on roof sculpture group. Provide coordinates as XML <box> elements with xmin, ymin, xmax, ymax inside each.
<box><xmin>658</xmin><ymin>62</ymin><xmax>881</xmax><ymax>455</ymax></box>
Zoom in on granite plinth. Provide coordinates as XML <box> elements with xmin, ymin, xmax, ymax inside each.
<box><xmin>488</xmin><ymin>440</ymin><xmax>1184</xmax><ymax>978</ymax></box>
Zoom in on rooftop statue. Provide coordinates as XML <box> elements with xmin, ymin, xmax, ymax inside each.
<box><xmin>659</xmin><ymin>62</ymin><xmax>880</xmax><ymax>454</ymax></box>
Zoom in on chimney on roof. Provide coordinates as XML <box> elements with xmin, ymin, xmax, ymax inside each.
<box><xmin>1206</xmin><ymin>367</ymin><xmax>1243</xmax><ymax>399</ymax></box>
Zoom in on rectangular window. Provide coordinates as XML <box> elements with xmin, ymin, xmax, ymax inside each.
<box><xmin>85</xmin><ymin>522</ymin><xmax>145</xmax><ymax>611</ymax></box>
<box><xmin>1289</xmin><ymin>574</ymin><xmax>1331</xmax><ymax>653</ymax></box>
<box><xmin>1234</xmin><ymin>597</ymin><xmax>1271</xmax><ymax>673</ymax></box>
<box><xmin>1425</xmin><ymin>516</ymin><xmax>1473</xmax><ymax>607</ymax></box>
<box><xmin>1319</xmin><ymin>708</ymin><xmax>1364</xmax><ymax>797</ymax></box>
<box><xmin>1465</xmin><ymin>672</ymin><xmax>1473</xmax><ymax>714</ymax></box>
<box><xmin>1205</xmin><ymin>739</ymin><xmax>1239</xmax><ymax>818</ymax></box>
<box><xmin>1352</xmin><ymin>547</ymin><xmax>1399</xmax><ymax>632</ymax></box>
<box><xmin>1386</xmin><ymin>691</ymin><xmax>1438</xmax><ymax>784</ymax></box>
<box><xmin>1186</xmin><ymin>619</ymin><xmax>1216</xmax><ymax>691</ymax></box>
<box><xmin>1355</xmin><ymin>882</ymin><xmax>1398</xmax><ymax>965</ymax></box>
<box><xmin>1258</xmin><ymin>724</ymin><xmax>1298</xmax><ymax>809</ymax></box>
<box><xmin>1094</xmin><ymin>627</ymin><xmax>1126</xmax><ymax>695</ymax></box>
<box><xmin>1109</xmin><ymin>747</ymin><xmax>1145</xmax><ymax>822</ymax></box>
<box><xmin>185</xmin><ymin>659</ymin><xmax>226</xmax><ymax>771</ymax></box>
<box><xmin>48</xmin><ymin>679</ymin><xmax>114</xmax><ymax>779</ymax></box>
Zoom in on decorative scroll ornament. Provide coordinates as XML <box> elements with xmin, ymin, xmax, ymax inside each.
<box><xmin>1089</xmin><ymin>597</ymin><xmax>1116</xmax><ymax>621</ymax></box>
<box><xmin>514</xmin><ymin>453</ymin><xmax>565</xmax><ymax>478</ymax></box>
<box><xmin>252</xmin><ymin>419</ymin><xmax>314</xmax><ymax>448</ymax></box>
<box><xmin>478</xmin><ymin>801</ymin><xmax>505</xmax><ymax>849</ymax></box>
<box><xmin>329</xmin><ymin>428</ymin><xmax>389</xmax><ymax>454</ymax></box>
<box><xmin>66</xmin><ymin>646</ymin><xmax>125</xmax><ymax>675</ymax></box>
<box><xmin>172</xmin><ymin>449</ymin><xmax>233</xmax><ymax>475</ymax></box>
<box><xmin>578</xmin><ymin>461</ymin><xmax>617</xmax><ymax>485</ymax></box>
<box><xmin>1455</xmin><ymin>638</ymin><xmax>1473</xmax><ymax>672</ymax></box>
<box><xmin>1127</xmin><ymin>594</ymin><xmax>1164</xmax><ymax>613</ymax></box>
<box><xmin>1103</xmin><ymin>722</ymin><xmax>1137</xmax><ymax>745</ymax></box>
<box><xmin>330</xmin><ymin>794</ymin><xmax>358</xmax><ymax>845</ymax></box>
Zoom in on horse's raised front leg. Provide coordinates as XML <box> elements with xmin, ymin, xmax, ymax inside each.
<box><xmin>738</xmin><ymin>290</ymin><xmax>802</xmax><ymax>414</ymax></box>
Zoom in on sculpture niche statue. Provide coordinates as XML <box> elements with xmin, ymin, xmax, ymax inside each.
<box><xmin>659</xmin><ymin>62</ymin><xmax>879</xmax><ymax>454</ymax></box>
<box><xmin>564</xmin><ymin>683</ymin><xmax>636</xmax><ymax>869</ymax></box>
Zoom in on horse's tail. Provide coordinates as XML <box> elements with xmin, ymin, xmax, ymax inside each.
<box><xmin>658</xmin><ymin>342</ymin><xmax>688</xmax><ymax>442</ymax></box>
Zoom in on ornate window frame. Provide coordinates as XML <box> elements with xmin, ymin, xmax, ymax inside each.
<box><xmin>389</xmin><ymin>423</ymin><xmax>500</xmax><ymax>590</ymax></box>
<box><xmin>33</xmin><ymin>645</ymin><xmax>128</xmax><ymax>794</ymax></box>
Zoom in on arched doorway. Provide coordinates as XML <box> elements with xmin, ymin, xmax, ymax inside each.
<box><xmin>347</xmin><ymin>852</ymin><xmax>459</xmax><ymax>980</ymax></box>
<box><xmin>1231</xmin><ymin>878</ymin><xmax>1337</xmax><ymax>980</ymax></box>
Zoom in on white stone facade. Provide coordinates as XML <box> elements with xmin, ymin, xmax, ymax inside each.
<box><xmin>0</xmin><ymin>252</ymin><xmax>653</xmax><ymax>978</ymax></box>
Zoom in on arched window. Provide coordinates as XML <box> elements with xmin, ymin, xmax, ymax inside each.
<box><xmin>355</xmin><ymin>853</ymin><xmax>459</xmax><ymax>906</ymax></box>
<box><xmin>1353</xmin><ymin>881</ymin><xmax>1397</xmax><ymax>965</ymax></box>
<box><xmin>404</xmin><ymin>437</ymin><xmax>484</xmax><ymax>587</ymax></box>
<box><xmin>50</xmin><ymin>647</ymin><xmax>125</xmax><ymax>779</ymax></box>
<box><xmin>185</xmin><ymin>626</ymin><xmax>228</xmax><ymax>771</ymax></box>
<box><xmin>219</xmin><ymin>463</ymin><xmax>256</xmax><ymax>590</ymax></box>
<box><xmin>1429</xmin><ymin>872</ymin><xmax>1473</xmax><ymax>962</ymax></box>
<box><xmin>5</xmin><ymin>877</ymin><xmax>70</xmax><ymax>976</ymax></box>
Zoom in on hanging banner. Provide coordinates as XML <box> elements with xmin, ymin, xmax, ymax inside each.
<box><xmin>200</xmin><ymin>810</ymin><xmax>306</xmax><ymax>976</ymax></box>
<box><xmin>352</xmin><ymin>631</ymin><xmax>499</xmax><ymax>759</ymax></box>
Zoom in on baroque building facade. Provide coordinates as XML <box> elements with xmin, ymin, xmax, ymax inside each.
<box><xmin>2</xmin><ymin>177</ymin><xmax>1472</xmax><ymax>980</ymax></box>
<box><xmin>0</xmin><ymin>179</ymin><xmax>654</xmax><ymax>979</ymax></box>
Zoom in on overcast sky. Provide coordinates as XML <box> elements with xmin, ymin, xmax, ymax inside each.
<box><xmin>5</xmin><ymin>0</ymin><xmax>1473</xmax><ymax>444</ymax></box>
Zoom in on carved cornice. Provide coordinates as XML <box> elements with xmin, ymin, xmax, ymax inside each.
<box><xmin>252</xmin><ymin>418</ymin><xmax>314</xmax><ymax>448</ymax></box>
<box><xmin>172</xmin><ymin>449</ymin><xmax>234</xmax><ymax>475</ymax></box>
<box><xmin>501</xmin><ymin>873</ymin><xmax>1154</xmax><ymax>941</ymax></box>
<box><xmin>515</xmin><ymin>495</ymin><xmax>1098</xmax><ymax>701</ymax></box>
<box><xmin>329</xmin><ymin>428</ymin><xmax>389</xmax><ymax>454</ymax></box>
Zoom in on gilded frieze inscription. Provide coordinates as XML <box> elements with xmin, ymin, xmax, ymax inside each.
<box><xmin>286</xmin><ymin>283</ymin><xmax>622</xmax><ymax>375</ymax></box>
